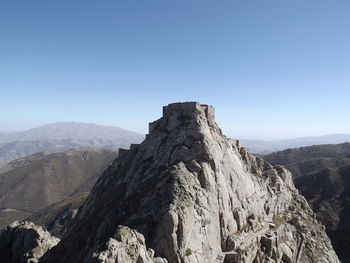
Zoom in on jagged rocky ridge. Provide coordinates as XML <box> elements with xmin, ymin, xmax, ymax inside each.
<box><xmin>39</xmin><ymin>102</ymin><xmax>339</xmax><ymax>263</ymax></box>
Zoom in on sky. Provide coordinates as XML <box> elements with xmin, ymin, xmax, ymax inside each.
<box><xmin>0</xmin><ymin>0</ymin><xmax>350</xmax><ymax>139</ymax></box>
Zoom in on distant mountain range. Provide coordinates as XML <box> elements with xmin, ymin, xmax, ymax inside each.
<box><xmin>240</xmin><ymin>133</ymin><xmax>350</xmax><ymax>154</ymax></box>
<box><xmin>264</xmin><ymin>143</ymin><xmax>350</xmax><ymax>262</ymax></box>
<box><xmin>0</xmin><ymin>122</ymin><xmax>144</xmax><ymax>162</ymax></box>
<box><xmin>1</xmin><ymin>123</ymin><xmax>348</xmax><ymax>161</ymax></box>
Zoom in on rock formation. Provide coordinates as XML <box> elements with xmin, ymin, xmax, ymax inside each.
<box><xmin>92</xmin><ymin>225</ymin><xmax>167</xmax><ymax>263</ymax></box>
<box><xmin>0</xmin><ymin>221</ymin><xmax>59</xmax><ymax>263</ymax></box>
<box><xmin>38</xmin><ymin>102</ymin><xmax>339</xmax><ymax>263</ymax></box>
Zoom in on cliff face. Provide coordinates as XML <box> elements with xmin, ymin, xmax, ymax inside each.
<box><xmin>41</xmin><ymin>102</ymin><xmax>339</xmax><ymax>263</ymax></box>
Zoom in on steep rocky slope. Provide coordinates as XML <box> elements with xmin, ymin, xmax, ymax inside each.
<box><xmin>42</xmin><ymin>102</ymin><xmax>339</xmax><ymax>263</ymax></box>
<box><xmin>0</xmin><ymin>122</ymin><xmax>143</xmax><ymax>162</ymax></box>
<box><xmin>264</xmin><ymin>143</ymin><xmax>350</xmax><ymax>262</ymax></box>
<box><xmin>0</xmin><ymin>148</ymin><xmax>117</xmax><ymax>228</ymax></box>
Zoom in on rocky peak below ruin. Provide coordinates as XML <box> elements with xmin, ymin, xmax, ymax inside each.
<box><xmin>148</xmin><ymin>102</ymin><xmax>219</xmax><ymax>134</ymax></box>
<box><xmin>36</xmin><ymin>102</ymin><xmax>340</xmax><ymax>263</ymax></box>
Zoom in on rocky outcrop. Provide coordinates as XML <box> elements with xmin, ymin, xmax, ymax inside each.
<box><xmin>92</xmin><ymin>225</ymin><xmax>167</xmax><ymax>263</ymax></box>
<box><xmin>41</xmin><ymin>102</ymin><xmax>339</xmax><ymax>263</ymax></box>
<box><xmin>0</xmin><ymin>221</ymin><xmax>59</xmax><ymax>263</ymax></box>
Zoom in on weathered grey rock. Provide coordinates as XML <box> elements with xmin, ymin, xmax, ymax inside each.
<box><xmin>0</xmin><ymin>221</ymin><xmax>59</xmax><ymax>263</ymax></box>
<box><xmin>41</xmin><ymin>102</ymin><xmax>340</xmax><ymax>263</ymax></box>
<box><xmin>92</xmin><ymin>225</ymin><xmax>167</xmax><ymax>263</ymax></box>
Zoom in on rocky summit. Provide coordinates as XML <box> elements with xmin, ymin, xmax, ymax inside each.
<box><xmin>2</xmin><ymin>102</ymin><xmax>339</xmax><ymax>263</ymax></box>
<box><xmin>36</xmin><ymin>102</ymin><xmax>339</xmax><ymax>263</ymax></box>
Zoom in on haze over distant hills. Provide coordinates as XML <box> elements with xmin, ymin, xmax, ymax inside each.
<box><xmin>0</xmin><ymin>122</ymin><xmax>144</xmax><ymax>162</ymax></box>
<box><xmin>241</xmin><ymin>133</ymin><xmax>350</xmax><ymax>154</ymax></box>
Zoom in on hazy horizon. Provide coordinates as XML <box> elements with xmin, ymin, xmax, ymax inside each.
<box><xmin>1</xmin><ymin>120</ymin><xmax>350</xmax><ymax>141</ymax></box>
<box><xmin>1</xmin><ymin>1</ymin><xmax>350</xmax><ymax>138</ymax></box>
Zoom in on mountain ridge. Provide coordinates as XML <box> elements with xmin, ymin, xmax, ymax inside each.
<box><xmin>241</xmin><ymin>133</ymin><xmax>350</xmax><ymax>154</ymax></box>
<box><xmin>41</xmin><ymin>102</ymin><xmax>339</xmax><ymax>263</ymax></box>
<box><xmin>0</xmin><ymin>122</ymin><xmax>143</xmax><ymax>143</ymax></box>
<box><xmin>0</xmin><ymin>122</ymin><xmax>143</xmax><ymax>162</ymax></box>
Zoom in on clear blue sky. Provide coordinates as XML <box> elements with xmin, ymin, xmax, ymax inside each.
<box><xmin>1</xmin><ymin>0</ymin><xmax>349</xmax><ymax>138</ymax></box>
